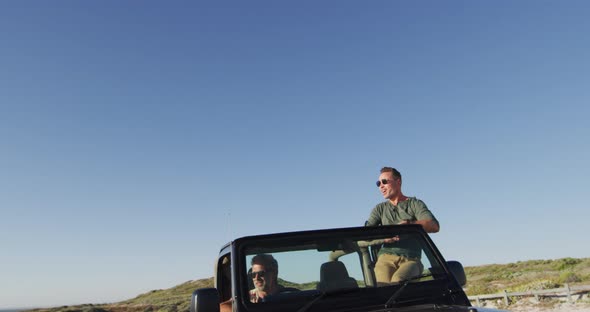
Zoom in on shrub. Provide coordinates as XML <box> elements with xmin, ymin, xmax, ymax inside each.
<box><xmin>558</xmin><ymin>271</ymin><xmax>581</xmax><ymax>284</ymax></box>
<box><xmin>481</xmin><ymin>276</ymin><xmax>496</xmax><ymax>283</ymax></box>
<box><xmin>554</xmin><ymin>258</ymin><xmax>582</xmax><ymax>270</ymax></box>
<box><xmin>510</xmin><ymin>279</ymin><xmax>559</xmax><ymax>292</ymax></box>
<box><xmin>81</xmin><ymin>308</ymin><xmax>108</xmax><ymax>312</ymax></box>
<box><xmin>465</xmin><ymin>284</ymin><xmax>496</xmax><ymax>296</ymax></box>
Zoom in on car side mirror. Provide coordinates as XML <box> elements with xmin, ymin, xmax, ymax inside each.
<box><xmin>446</xmin><ymin>261</ymin><xmax>466</xmax><ymax>286</ymax></box>
<box><xmin>190</xmin><ymin>288</ymin><xmax>220</xmax><ymax>312</ymax></box>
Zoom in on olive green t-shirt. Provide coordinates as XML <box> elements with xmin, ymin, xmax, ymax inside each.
<box><xmin>365</xmin><ymin>197</ymin><xmax>438</xmax><ymax>259</ymax></box>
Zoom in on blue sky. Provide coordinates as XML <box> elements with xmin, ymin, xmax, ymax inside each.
<box><xmin>1</xmin><ymin>1</ymin><xmax>589</xmax><ymax>309</ymax></box>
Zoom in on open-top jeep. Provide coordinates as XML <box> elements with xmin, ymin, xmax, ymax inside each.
<box><xmin>191</xmin><ymin>225</ymin><xmax>507</xmax><ymax>312</ymax></box>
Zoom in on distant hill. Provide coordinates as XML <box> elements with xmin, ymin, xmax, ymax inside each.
<box><xmin>463</xmin><ymin>257</ymin><xmax>590</xmax><ymax>296</ymax></box>
<box><xmin>25</xmin><ymin>257</ymin><xmax>590</xmax><ymax>312</ymax></box>
<box><xmin>25</xmin><ymin>278</ymin><xmax>214</xmax><ymax>312</ymax></box>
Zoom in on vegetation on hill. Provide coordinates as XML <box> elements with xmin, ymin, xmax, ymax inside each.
<box><xmin>25</xmin><ymin>257</ymin><xmax>590</xmax><ymax>312</ymax></box>
<box><xmin>26</xmin><ymin>279</ymin><xmax>214</xmax><ymax>312</ymax></box>
<box><xmin>463</xmin><ymin>257</ymin><xmax>590</xmax><ymax>296</ymax></box>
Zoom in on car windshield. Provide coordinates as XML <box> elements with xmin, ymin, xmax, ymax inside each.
<box><xmin>239</xmin><ymin>225</ymin><xmax>453</xmax><ymax>310</ymax></box>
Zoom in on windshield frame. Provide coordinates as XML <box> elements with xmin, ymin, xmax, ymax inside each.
<box><xmin>234</xmin><ymin>224</ymin><xmax>460</xmax><ymax>311</ymax></box>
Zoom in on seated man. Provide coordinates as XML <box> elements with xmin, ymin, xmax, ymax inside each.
<box><xmin>249</xmin><ymin>254</ymin><xmax>284</xmax><ymax>303</ymax></box>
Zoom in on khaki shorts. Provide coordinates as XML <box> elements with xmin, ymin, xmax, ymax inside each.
<box><xmin>374</xmin><ymin>253</ymin><xmax>424</xmax><ymax>285</ymax></box>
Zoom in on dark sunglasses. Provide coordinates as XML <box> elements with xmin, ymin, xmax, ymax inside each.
<box><xmin>376</xmin><ymin>179</ymin><xmax>395</xmax><ymax>187</ymax></box>
<box><xmin>249</xmin><ymin>270</ymin><xmax>267</xmax><ymax>279</ymax></box>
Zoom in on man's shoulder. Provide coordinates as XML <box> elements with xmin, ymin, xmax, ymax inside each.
<box><xmin>400</xmin><ymin>197</ymin><xmax>427</xmax><ymax>209</ymax></box>
<box><xmin>406</xmin><ymin>196</ymin><xmax>426</xmax><ymax>204</ymax></box>
<box><xmin>373</xmin><ymin>201</ymin><xmax>392</xmax><ymax>209</ymax></box>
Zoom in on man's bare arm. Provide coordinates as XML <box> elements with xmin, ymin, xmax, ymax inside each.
<box><xmin>398</xmin><ymin>219</ymin><xmax>439</xmax><ymax>233</ymax></box>
<box><xmin>414</xmin><ymin>219</ymin><xmax>439</xmax><ymax>233</ymax></box>
<box><xmin>220</xmin><ymin>298</ymin><xmax>232</xmax><ymax>312</ymax></box>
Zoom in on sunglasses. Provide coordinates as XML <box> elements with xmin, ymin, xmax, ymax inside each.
<box><xmin>376</xmin><ymin>179</ymin><xmax>396</xmax><ymax>187</ymax></box>
<box><xmin>249</xmin><ymin>270</ymin><xmax>267</xmax><ymax>279</ymax></box>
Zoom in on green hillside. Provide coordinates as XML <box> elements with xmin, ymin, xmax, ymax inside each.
<box><xmin>463</xmin><ymin>257</ymin><xmax>590</xmax><ymax>296</ymax></box>
<box><xmin>26</xmin><ymin>257</ymin><xmax>590</xmax><ymax>312</ymax></box>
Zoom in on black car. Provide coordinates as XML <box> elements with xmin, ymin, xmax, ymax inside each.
<box><xmin>191</xmin><ymin>224</ymin><xmax>508</xmax><ymax>312</ymax></box>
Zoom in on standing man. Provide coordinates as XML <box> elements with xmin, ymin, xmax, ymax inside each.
<box><xmin>249</xmin><ymin>254</ymin><xmax>284</xmax><ymax>303</ymax></box>
<box><xmin>366</xmin><ymin>167</ymin><xmax>439</xmax><ymax>285</ymax></box>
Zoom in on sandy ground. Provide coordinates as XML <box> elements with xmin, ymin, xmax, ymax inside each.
<box><xmin>510</xmin><ymin>302</ymin><xmax>590</xmax><ymax>312</ymax></box>
<box><xmin>476</xmin><ymin>300</ymin><xmax>590</xmax><ymax>312</ymax></box>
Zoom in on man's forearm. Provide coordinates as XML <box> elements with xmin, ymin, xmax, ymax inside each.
<box><xmin>414</xmin><ymin>219</ymin><xmax>439</xmax><ymax>233</ymax></box>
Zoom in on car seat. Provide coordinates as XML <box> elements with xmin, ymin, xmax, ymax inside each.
<box><xmin>317</xmin><ymin>261</ymin><xmax>358</xmax><ymax>292</ymax></box>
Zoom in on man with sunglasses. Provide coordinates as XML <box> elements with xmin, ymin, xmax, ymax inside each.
<box><xmin>366</xmin><ymin>167</ymin><xmax>439</xmax><ymax>285</ymax></box>
<box><xmin>249</xmin><ymin>254</ymin><xmax>284</xmax><ymax>303</ymax></box>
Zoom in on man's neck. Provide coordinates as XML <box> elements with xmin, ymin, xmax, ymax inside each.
<box><xmin>388</xmin><ymin>194</ymin><xmax>407</xmax><ymax>206</ymax></box>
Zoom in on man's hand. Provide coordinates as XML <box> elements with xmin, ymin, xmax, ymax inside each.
<box><xmin>383</xmin><ymin>235</ymin><xmax>400</xmax><ymax>243</ymax></box>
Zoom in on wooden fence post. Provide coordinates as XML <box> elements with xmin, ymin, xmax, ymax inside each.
<box><xmin>503</xmin><ymin>290</ymin><xmax>509</xmax><ymax>305</ymax></box>
<box><xmin>565</xmin><ymin>283</ymin><xmax>572</xmax><ymax>303</ymax></box>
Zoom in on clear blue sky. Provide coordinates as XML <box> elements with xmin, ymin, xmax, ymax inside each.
<box><xmin>2</xmin><ymin>1</ymin><xmax>589</xmax><ymax>309</ymax></box>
